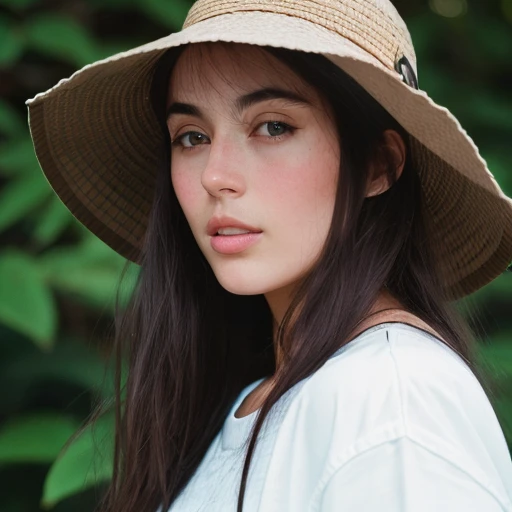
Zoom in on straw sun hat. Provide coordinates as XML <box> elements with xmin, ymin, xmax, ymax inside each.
<box><xmin>26</xmin><ymin>0</ymin><xmax>512</xmax><ymax>299</ymax></box>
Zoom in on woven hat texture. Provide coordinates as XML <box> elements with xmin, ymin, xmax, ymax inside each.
<box><xmin>26</xmin><ymin>0</ymin><xmax>512</xmax><ymax>299</ymax></box>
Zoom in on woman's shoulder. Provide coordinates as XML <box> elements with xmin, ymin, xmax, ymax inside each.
<box><xmin>316</xmin><ymin>320</ymin><xmax>470</xmax><ymax>381</ymax></box>
<box><xmin>288</xmin><ymin>322</ymin><xmax>500</xmax><ymax>453</ymax></box>
<box><xmin>324</xmin><ymin>320</ymin><xmax>473</xmax><ymax>378</ymax></box>
<box><xmin>273</xmin><ymin>322</ymin><xmax>509</xmax><ymax>494</ymax></box>
<box><xmin>304</xmin><ymin>321</ymin><xmax>482</xmax><ymax>413</ymax></box>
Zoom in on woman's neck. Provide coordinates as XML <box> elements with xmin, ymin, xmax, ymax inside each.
<box><xmin>267</xmin><ymin>288</ymin><xmax>406</xmax><ymax>374</ymax></box>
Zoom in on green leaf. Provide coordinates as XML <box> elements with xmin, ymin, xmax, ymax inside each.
<box><xmin>136</xmin><ymin>0</ymin><xmax>191</xmax><ymax>29</ymax></box>
<box><xmin>0</xmin><ymin>171</ymin><xmax>51</xmax><ymax>232</ymax></box>
<box><xmin>0</xmin><ymin>250</ymin><xmax>57</xmax><ymax>349</ymax></box>
<box><xmin>491</xmin><ymin>395</ymin><xmax>512</xmax><ymax>445</ymax></box>
<box><xmin>24</xmin><ymin>14</ymin><xmax>100</xmax><ymax>67</ymax></box>
<box><xmin>33</xmin><ymin>196</ymin><xmax>73</xmax><ymax>247</ymax></box>
<box><xmin>466</xmin><ymin>17</ymin><xmax>512</xmax><ymax>65</ymax></box>
<box><xmin>481</xmin><ymin>152</ymin><xmax>512</xmax><ymax>197</ymax></box>
<box><xmin>0</xmin><ymin>100</ymin><xmax>25</xmax><ymax>138</ymax></box>
<box><xmin>0</xmin><ymin>137</ymin><xmax>41</xmax><ymax>177</ymax></box>
<box><xmin>40</xmin><ymin>236</ymin><xmax>135</xmax><ymax>311</ymax></box>
<box><xmin>43</xmin><ymin>414</ymin><xmax>114</xmax><ymax>507</ymax></box>
<box><xmin>0</xmin><ymin>14</ymin><xmax>24</xmax><ymax>67</ymax></box>
<box><xmin>467</xmin><ymin>93</ymin><xmax>512</xmax><ymax>131</ymax></box>
<box><xmin>0</xmin><ymin>414</ymin><xmax>78</xmax><ymax>465</ymax></box>
<box><xmin>62</xmin><ymin>230</ymin><xmax>124</xmax><ymax>266</ymax></box>
<box><xmin>478</xmin><ymin>340</ymin><xmax>512</xmax><ymax>379</ymax></box>
<box><xmin>1</xmin><ymin>337</ymin><xmax>116</xmax><ymax>399</ymax></box>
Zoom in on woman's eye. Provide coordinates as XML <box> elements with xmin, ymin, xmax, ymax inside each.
<box><xmin>256</xmin><ymin>121</ymin><xmax>294</xmax><ymax>138</ymax></box>
<box><xmin>172</xmin><ymin>131</ymin><xmax>209</xmax><ymax>149</ymax></box>
<box><xmin>172</xmin><ymin>122</ymin><xmax>294</xmax><ymax>149</ymax></box>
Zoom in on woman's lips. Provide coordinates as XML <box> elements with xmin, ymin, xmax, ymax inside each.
<box><xmin>210</xmin><ymin>232</ymin><xmax>263</xmax><ymax>254</ymax></box>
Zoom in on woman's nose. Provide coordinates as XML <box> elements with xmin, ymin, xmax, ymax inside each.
<box><xmin>201</xmin><ymin>139</ymin><xmax>247</xmax><ymax>198</ymax></box>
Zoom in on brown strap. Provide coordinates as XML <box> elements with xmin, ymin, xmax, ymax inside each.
<box><xmin>350</xmin><ymin>308</ymin><xmax>444</xmax><ymax>342</ymax></box>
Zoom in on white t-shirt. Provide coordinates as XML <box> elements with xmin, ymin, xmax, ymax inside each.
<box><xmin>168</xmin><ymin>322</ymin><xmax>512</xmax><ymax>511</ymax></box>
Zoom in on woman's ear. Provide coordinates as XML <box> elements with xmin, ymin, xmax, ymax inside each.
<box><xmin>365</xmin><ymin>129</ymin><xmax>406</xmax><ymax>198</ymax></box>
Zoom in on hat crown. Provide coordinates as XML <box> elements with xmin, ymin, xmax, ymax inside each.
<box><xmin>183</xmin><ymin>0</ymin><xmax>416</xmax><ymax>75</ymax></box>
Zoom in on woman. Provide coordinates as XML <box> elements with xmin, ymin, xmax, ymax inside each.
<box><xmin>27</xmin><ymin>1</ymin><xmax>512</xmax><ymax>511</ymax></box>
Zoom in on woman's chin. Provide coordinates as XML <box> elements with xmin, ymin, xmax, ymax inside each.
<box><xmin>212</xmin><ymin>271</ymin><xmax>278</xmax><ymax>296</ymax></box>
<box><xmin>216</xmin><ymin>278</ymin><xmax>271</xmax><ymax>296</ymax></box>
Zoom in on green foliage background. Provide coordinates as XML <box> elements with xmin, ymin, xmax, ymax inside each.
<box><xmin>0</xmin><ymin>0</ymin><xmax>511</xmax><ymax>510</ymax></box>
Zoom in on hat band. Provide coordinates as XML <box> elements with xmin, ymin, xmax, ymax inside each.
<box><xmin>183</xmin><ymin>0</ymin><xmax>415</xmax><ymax>72</ymax></box>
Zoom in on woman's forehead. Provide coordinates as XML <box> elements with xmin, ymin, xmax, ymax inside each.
<box><xmin>167</xmin><ymin>43</ymin><xmax>318</xmax><ymax>105</ymax></box>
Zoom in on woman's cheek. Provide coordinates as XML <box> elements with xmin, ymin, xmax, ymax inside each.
<box><xmin>172</xmin><ymin>161</ymin><xmax>198</xmax><ymax>200</ymax></box>
<box><xmin>259</xmin><ymin>140</ymin><xmax>336</xmax><ymax>206</ymax></box>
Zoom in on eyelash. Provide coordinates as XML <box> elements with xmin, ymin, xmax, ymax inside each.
<box><xmin>171</xmin><ymin>121</ymin><xmax>296</xmax><ymax>151</ymax></box>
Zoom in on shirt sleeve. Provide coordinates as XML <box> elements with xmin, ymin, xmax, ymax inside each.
<box><xmin>319</xmin><ymin>436</ymin><xmax>508</xmax><ymax>512</ymax></box>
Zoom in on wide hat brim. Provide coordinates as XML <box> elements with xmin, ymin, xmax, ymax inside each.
<box><xmin>26</xmin><ymin>11</ymin><xmax>512</xmax><ymax>300</ymax></box>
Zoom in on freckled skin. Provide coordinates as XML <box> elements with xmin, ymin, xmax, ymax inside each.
<box><xmin>166</xmin><ymin>43</ymin><xmax>340</xmax><ymax>322</ymax></box>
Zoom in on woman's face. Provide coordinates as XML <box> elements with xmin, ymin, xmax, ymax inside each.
<box><xmin>166</xmin><ymin>43</ymin><xmax>340</xmax><ymax>302</ymax></box>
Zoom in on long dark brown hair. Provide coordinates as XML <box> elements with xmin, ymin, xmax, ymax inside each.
<box><xmin>98</xmin><ymin>43</ymin><xmax>495</xmax><ymax>512</ymax></box>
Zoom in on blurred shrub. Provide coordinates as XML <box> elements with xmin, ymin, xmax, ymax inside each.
<box><xmin>0</xmin><ymin>0</ymin><xmax>511</xmax><ymax>510</ymax></box>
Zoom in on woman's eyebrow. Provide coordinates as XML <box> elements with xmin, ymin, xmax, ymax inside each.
<box><xmin>166</xmin><ymin>87</ymin><xmax>312</xmax><ymax>122</ymax></box>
